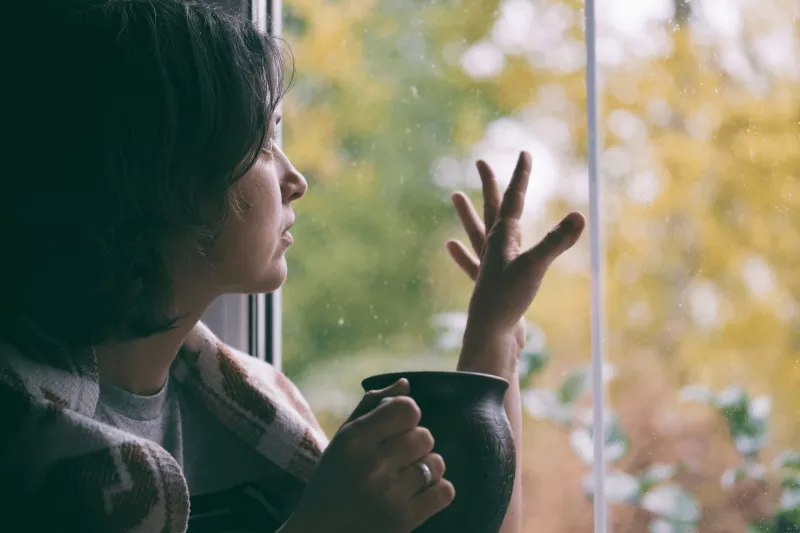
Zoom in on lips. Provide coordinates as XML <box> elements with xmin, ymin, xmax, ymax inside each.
<box><xmin>282</xmin><ymin>214</ymin><xmax>295</xmax><ymax>234</ymax></box>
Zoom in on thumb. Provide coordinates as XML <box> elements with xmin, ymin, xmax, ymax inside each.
<box><xmin>346</xmin><ymin>378</ymin><xmax>410</xmax><ymax>423</ymax></box>
<box><xmin>516</xmin><ymin>212</ymin><xmax>585</xmax><ymax>274</ymax></box>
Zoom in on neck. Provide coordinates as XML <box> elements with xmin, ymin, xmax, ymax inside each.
<box><xmin>93</xmin><ymin>251</ymin><xmax>222</xmax><ymax>395</ymax></box>
<box><xmin>94</xmin><ymin>306</ymin><xmax>208</xmax><ymax>396</ymax></box>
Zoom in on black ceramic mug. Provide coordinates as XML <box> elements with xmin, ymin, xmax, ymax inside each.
<box><xmin>361</xmin><ymin>371</ymin><xmax>516</xmax><ymax>533</ymax></box>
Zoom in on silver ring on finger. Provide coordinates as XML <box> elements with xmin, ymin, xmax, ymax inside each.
<box><xmin>416</xmin><ymin>460</ymin><xmax>432</xmax><ymax>487</ymax></box>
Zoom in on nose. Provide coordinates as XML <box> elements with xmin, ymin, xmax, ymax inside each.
<box><xmin>282</xmin><ymin>164</ymin><xmax>308</xmax><ymax>204</ymax></box>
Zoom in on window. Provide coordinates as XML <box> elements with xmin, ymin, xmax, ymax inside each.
<box><xmin>234</xmin><ymin>0</ymin><xmax>798</xmax><ymax>530</ymax></box>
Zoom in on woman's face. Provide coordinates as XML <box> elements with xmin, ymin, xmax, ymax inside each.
<box><xmin>200</xmin><ymin>117</ymin><xmax>308</xmax><ymax>296</ymax></box>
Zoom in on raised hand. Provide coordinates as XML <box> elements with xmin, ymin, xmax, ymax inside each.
<box><xmin>284</xmin><ymin>379</ymin><xmax>455</xmax><ymax>533</ymax></box>
<box><xmin>447</xmin><ymin>152</ymin><xmax>585</xmax><ymax>378</ymax></box>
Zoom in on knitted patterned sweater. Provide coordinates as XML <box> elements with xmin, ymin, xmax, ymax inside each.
<box><xmin>0</xmin><ymin>322</ymin><xmax>328</xmax><ymax>532</ymax></box>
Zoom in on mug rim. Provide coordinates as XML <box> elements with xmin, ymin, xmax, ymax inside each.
<box><xmin>361</xmin><ymin>370</ymin><xmax>509</xmax><ymax>392</ymax></box>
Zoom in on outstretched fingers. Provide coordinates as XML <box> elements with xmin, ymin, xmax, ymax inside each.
<box><xmin>445</xmin><ymin>240</ymin><xmax>480</xmax><ymax>281</ymax></box>
<box><xmin>476</xmin><ymin>160</ymin><xmax>501</xmax><ymax>231</ymax></box>
<box><xmin>451</xmin><ymin>192</ymin><xmax>486</xmax><ymax>256</ymax></box>
<box><xmin>497</xmin><ymin>152</ymin><xmax>532</xmax><ymax>221</ymax></box>
<box><xmin>516</xmin><ymin>212</ymin><xmax>586</xmax><ymax>276</ymax></box>
<box><xmin>451</xmin><ymin>152</ymin><xmax>579</xmax><ymax>282</ymax></box>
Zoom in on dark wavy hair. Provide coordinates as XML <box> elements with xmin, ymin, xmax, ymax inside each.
<box><xmin>0</xmin><ymin>0</ymin><xmax>290</xmax><ymax>357</ymax></box>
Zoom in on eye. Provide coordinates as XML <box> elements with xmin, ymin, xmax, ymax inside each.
<box><xmin>261</xmin><ymin>116</ymin><xmax>281</xmax><ymax>154</ymax></box>
<box><xmin>261</xmin><ymin>133</ymin><xmax>277</xmax><ymax>154</ymax></box>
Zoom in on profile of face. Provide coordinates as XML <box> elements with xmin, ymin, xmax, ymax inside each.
<box><xmin>200</xmin><ymin>118</ymin><xmax>308</xmax><ymax>297</ymax></box>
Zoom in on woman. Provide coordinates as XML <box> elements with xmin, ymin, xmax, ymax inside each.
<box><xmin>0</xmin><ymin>1</ymin><xmax>585</xmax><ymax>531</ymax></box>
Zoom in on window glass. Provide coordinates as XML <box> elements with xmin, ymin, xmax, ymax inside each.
<box><xmin>599</xmin><ymin>2</ymin><xmax>800</xmax><ymax>532</ymax></box>
<box><xmin>281</xmin><ymin>0</ymin><xmax>800</xmax><ymax>529</ymax></box>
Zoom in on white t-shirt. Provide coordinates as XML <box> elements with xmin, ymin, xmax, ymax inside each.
<box><xmin>94</xmin><ymin>377</ymin><xmax>303</xmax><ymax>531</ymax></box>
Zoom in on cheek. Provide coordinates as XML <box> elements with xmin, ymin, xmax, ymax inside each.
<box><xmin>245</xmin><ymin>175</ymin><xmax>282</xmax><ymax>238</ymax></box>
<box><xmin>233</xmin><ymin>170</ymin><xmax>284</xmax><ymax>257</ymax></box>
<box><xmin>202</xmin><ymin>160</ymin><xmax>287</xmax><ymax>289</ymax></box>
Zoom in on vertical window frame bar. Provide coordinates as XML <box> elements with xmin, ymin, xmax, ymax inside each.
<box><xmin>584</xmin><ymin>0</ymin><xmax>608</xmax><ymax>531</ymax></box>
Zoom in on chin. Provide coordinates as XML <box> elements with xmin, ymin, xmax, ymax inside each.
<box><xmin>252</xmin><ymin>260</ymin><xmax>288</xmax><ymax>294</ymax></box>
<box><xmin>224</xmin><ymin>252</ymin><xmax>288</xmax><ymax>295</ymax></box>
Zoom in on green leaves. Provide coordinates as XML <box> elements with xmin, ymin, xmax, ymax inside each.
<box><xmin>746</xmin><ymin>520</ymin><xmax>775</xmax><ymax>533</ymax></box>
<box><xmin>641</xmin><ymin>464</ymin><xmax>680</xmax><ymax>493</ymax></box>
<box><xmin>583</xmin><ymin>470</ymin><xmax>641</xmax><ymax>504</ymax></box>
<box><xmin>523</xmin><ymin>362</ymin><xmax>618</xmax><ymax>447</ymax></box>
<box><xmin>582</xmin><ymin>464</ymin><xmax>680</xmax><ymax>505</ymax></box>
<box><xmin>773</xmin><ymin>452</ymin><xmax>800</xmax><ymax>519</ymax></box>
<box><xmin>747</xmin><ymin>515</ymin><xmax>800</xmax><ymax>533</ymax></box>
<box><xmin>518</xmin><ymin>322</ymin><xmax>550</xmax><ymax>384</ymax></box>
<box><xmin>781</xmin><ymin>487</ymin><xmax>800</xmax><ymax>514</ymax></box>
<box><xmin>641</xmin><ymin>484</ymin><xmax>700</xmax><ymax>524</ymax></box>
<box><xmin>720</xmin><ymin>389</ymin><xmax>770</xmax><ymax>457</ymax></box>
<box><xmin>780</xmin><ymin>475</ymin><xmax>800</xmax><ymax>513</ymax></box>
<box><xmin>681</xmin><ymin>386</ymin><xmax>770</xmax><ymax>458</ymax></box>
<box><xmin>570</xmin><ymin>411</ymin><xmax>630</xmax><ymax>465</ymax></box>
<box><xmin>558</xmin><ymin>366</ymin><xmax>592</xmax><ymax>404</ymax></box>
<box><xmin>582</xmin><ymin>464</ymin><xmax>691</xmax><ymax>533</ymax></box>
<box><xmin>649</xmin><ymin>518</ymin><xmax>697</xmax><ymax>533</ymax></box>
<box><xmin>551</xmin><ymin>363</ymin><xmax>615</xmax><ymax>405</ymax></box>
<box><xmin>525</xmin><ymin>363</ymin><xmax>786</xmax><ymax>532</ymax></box>
<box><xmin>522</xmin><ymin>388</ymin><xmax>573</xmax><ymax>425</ymax></box>
<box><xmin>721</xmin><ymin>462</ymin><xmax>767</xmax><ymax>489</ymax></box>
<box><xmin>775</xmin><ymin>451</ymin><xmax>800</xmax><ymax>471</ymax></box>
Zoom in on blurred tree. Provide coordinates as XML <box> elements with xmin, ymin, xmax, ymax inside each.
<box><xmin>530</xmin><ymin>1</ymin><xmax>800</xmax><ymax>444</ymax></box>
<box><xmin>280</xmin><ymin>0</ymin><xmax>507</xmax><ymax>375</ymax></box>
